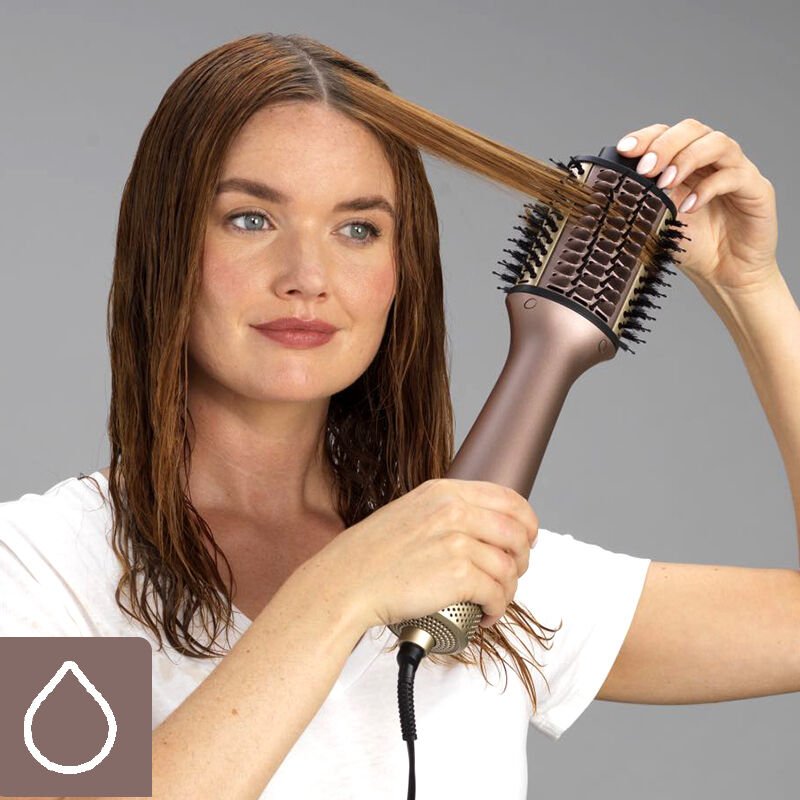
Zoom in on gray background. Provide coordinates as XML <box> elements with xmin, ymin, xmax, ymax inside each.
<box><xmin>1</xmin><ymin>0</ymin><xmax>797</xmax><ymax>797</ymax></box>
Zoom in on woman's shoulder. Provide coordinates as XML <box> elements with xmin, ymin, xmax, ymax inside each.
<box><xmin>519</xmin><ymin>525</ymin><xmax>651</xmax><ymax>608</ymax></box>
<box><xmin>0</xmin><ymin>468</ymin><xmax>124</xmax><ymax>638</ymax></box>
<box><xmin>0</xmin><ymin>468</ymin><xmax>112</xmax><ymax>561</ymax></box>
<box><xmin>528</xmin><ymin>525</ymin><xmax>649</xmax><ymax>566</ymax></box>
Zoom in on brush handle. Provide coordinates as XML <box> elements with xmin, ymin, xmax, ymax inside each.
<box><xmin>447</xmin><ymin>287</ymin><xmax>616</xmax><ymax>495</ymax></box>
<box><xmin>389</xmin><ymin>288</ymin><xmax>616</xmax><ymax>654</ymax></box>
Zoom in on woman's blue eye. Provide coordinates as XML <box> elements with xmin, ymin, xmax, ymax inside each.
<box><xmin>227</xmin><ymin>211</ymin><xmax>382</xmax><ymax>245</ymax></box>
<box><xmin>229</xmin><ymin>211</ymin><xmax>270</xmax><ymax>233</ymax></box>
<box><xmin>342</xmin><ymin>221</ymin><xmax>382</xmax><ymax>244</ymax></box>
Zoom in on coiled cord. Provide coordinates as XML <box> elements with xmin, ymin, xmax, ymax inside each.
<box><xmin>397</xmin><ymin>640</ymin><xmax>426</xmax><ymax>800</ymax></box>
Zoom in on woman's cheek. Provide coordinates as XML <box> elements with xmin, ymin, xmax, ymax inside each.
<box><xmin>339</xmin><ymin>253</ymin><xmax>395</xmax><ymax>308</ymax></box>
<box><xmin>364</xmin><ymin>255</ymin><xmax>396</xmax><ymax>309</ymax></box>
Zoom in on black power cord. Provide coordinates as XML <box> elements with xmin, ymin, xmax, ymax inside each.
<box><xmin>396</xmin><ymin>640</ymin><xmax>426</xmax><ymax>800</ymax></box>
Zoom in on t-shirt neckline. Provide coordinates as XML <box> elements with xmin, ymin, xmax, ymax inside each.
<box><xmin>89</xmin><ymin>469</ymin><xmax>390</xmax><ymax>695</ymax></box>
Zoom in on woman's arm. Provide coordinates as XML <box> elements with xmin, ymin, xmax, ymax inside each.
<box><xmin>693</xmin><ymin>264</ymin><xmax>800</xmax><ymax>551</ymax></box>
<box><xmin>153</xmin><ymin>559</ymin><xmax>365</xmax><ymax>799</ymax></box>
<box><xmin>59</xmin><ymin>558</ymin><xmax>367</xmax><ymax>800</ymax></box>
<box><xmin>593</xmin><ymin>121</ymin><xmax>800</xmax><ymax>704</ymax></box>
<box><xmin>597</xmin><ymin>259</ymin><xmax>800</xmax><ymax>706</ymax></box>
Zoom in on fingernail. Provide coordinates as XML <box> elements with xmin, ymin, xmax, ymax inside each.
<box><xmin>656</xmin><ymin>164</ymin><xmax>677</xmax><ymax>189</ymax></box>
<box><xmin>678</xmin><ymin>192</ymin><xmax>697</xmax><ymax>213</ymax></box>
<box><xmin>617</xmin><ymin>135</ymin><xmax>637</xmax><ymax>152</ymax></box>
<box><xmin>636</xmin><ymin>151</ymin><xmax>658</xmax><ymax>174</ymax></box>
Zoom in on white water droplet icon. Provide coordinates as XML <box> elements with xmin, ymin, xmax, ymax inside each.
<box><xmin>23</xmin><ymin>660</ymin><xmax>117</xmax><ymax>774</ymax></box>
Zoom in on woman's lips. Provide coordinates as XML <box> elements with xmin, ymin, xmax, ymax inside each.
<box><xmin>253</xmin><ymin>327</ymin><xmax>336</xmax><ymax>348</ymax></box>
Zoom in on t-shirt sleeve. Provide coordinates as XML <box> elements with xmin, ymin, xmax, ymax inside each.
<box><xmin>0</xmin><ymin>505</ymin><xmax>86</xmax><ymax>637</ymax></box>
<box><xmin>515</xmin><ymin>527</ymin><xmax>651</xmax><ymax>741</ymax></box>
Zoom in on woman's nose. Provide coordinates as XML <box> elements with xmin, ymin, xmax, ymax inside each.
<box><xmin>271</xmin><ymin>249</ymin><xmax>331</xmax><ymax>299</ymax></box>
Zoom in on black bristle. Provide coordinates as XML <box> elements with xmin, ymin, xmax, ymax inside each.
<box><xmin>649</xmin><ymin>276</ymin><xmax>673</xmax><ymax>288</ymax></box>
<box><xmin>493</xmin><ymin>200</ymin><xmax>565</xmax><ymax>290</ymax></box>
<box><xmin>497</xmin><ymin>258</ymin><xmax>523</xmax><ymax>277</ymax></box>
<box><xmin>633</xmin><ymin>295</ymin><xmax>661</xmax><ymax>311</ymax></box>
<box><xmin>548</xmin><ymin>157</ymin><xmax>574</xmax><ymax>175</ymax></box>
<box><xmin>567</xmin><ymin>156</ymin><xmax>586</xmax><ymax>176</ymax></box>
<box><xmin>612</xmin><ymin>212</ymin><xmax>692</xmax><ymax>352</ymax></box>
<box><xmin>624</xmin><ymin>309</ymin><xmax>656</xmax><ymax>322</ymax></box>
<box><xmin>639</xmin><ymin>287</ymin><xmax>667</xmax><ymax>299</ymax></box>
<box><xmin>492</xmin><ymin>270</ymin><xmax>519</xmax><ymax>286</ymax></box>
<box><xmin>514</xmin><ymin>225</ymin><xmax>547</xmax><ymax>250</ymax></box>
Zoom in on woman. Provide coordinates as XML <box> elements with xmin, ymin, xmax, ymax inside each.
<box><xmin>1</xmin><ymin>32</ymin><xmax>796</xmax><ymax>799</ymax></box>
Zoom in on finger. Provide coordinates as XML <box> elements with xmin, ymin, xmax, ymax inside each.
<box><xmin>466</xmin><ymin>540</ymin><xmax>518</xmax><ymax>623</ymax></box>
<box><xmin>655</xmin><ymin>129</ymin><xmax>744</xmax><ymax>192</ymax></box>
<box><xmin>444</xmin><ymin>479</ymin><xmax>537</xmax><ymax>544</ymax></box>
<box><xmin>617</xmin><ymin>118</ymin><xmax>713</xmax><ymax>179</ymax></box>
<box><xmin>616</xmin><ymin>122</ymin><xmax>670</xmax><ymax>159</ymax></box>
<box><xmin>480</xmin><ymin>612</ymin><xmax>505</xmax><ymax>629</ymax></box>
<box><xmin>674</xmin><ymin>165</ymin><xmax>759</xmax><ymax>215</ymax></box>
<box><xmin>470</xmin><ymin>536</ymin><xmax>519</xmax><ymax>592</ymax></box>
<box><xmin>443</xmin><ymin>505</ymin><xmax>530</xmax><ymax>576</ymax></box>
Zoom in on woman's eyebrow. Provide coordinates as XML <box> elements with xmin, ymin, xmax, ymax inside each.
<box><xmin>215</xmin><ymin>177</ymin><xmax>395</xmax><ymax>220</ymax></box>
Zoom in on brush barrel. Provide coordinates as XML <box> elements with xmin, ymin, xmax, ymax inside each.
<box><xmin>388</xmin><ymin>288</ymin><xmax>616</xmax><ymax>654</ymax></box>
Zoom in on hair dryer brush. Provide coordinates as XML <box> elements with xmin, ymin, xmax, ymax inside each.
<box><xmin>390</xmin><ymin>144</ymin><xmax>689</xmax><ymax>799</ymax></box>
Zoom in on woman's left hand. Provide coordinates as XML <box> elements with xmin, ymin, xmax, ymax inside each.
<box><xmin>615</xmin><ymin>118</ymin><xmax>779</xmax><ymax>293</ymax></box>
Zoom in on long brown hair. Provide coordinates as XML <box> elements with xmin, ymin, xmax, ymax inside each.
<box><xmin>79</xmin><ymin>32</ymin><xmax>624</xmax><ymax>717</ymax></box>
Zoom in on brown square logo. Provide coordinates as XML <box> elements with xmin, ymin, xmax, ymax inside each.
<box><xmin>0</xmin><ymin>636</ymin><xmax>151</xmax><ymax>797</ymax></box>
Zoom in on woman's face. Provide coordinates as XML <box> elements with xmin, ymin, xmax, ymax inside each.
<box><xmin>188</xmin><ymin>100</ymin><xmax>397</xmax><ymax>405</ymax></box>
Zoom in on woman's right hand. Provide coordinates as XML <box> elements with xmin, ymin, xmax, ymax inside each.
<box><xmin>310</xmin><ymin>478</ymin><xmax>539</xmax><ymax>631</ymax></box>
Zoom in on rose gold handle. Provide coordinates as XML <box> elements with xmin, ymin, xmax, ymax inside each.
<box><xmin>446</xmin><ymin>289</ymin><xmax>616</xmax><ymax>497</ymax></box>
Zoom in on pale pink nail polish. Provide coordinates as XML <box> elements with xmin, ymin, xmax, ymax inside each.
<box><xmin>656</xmin><ymin>164</ymin><xmax>677</xmax><ymax>189</ymax></box>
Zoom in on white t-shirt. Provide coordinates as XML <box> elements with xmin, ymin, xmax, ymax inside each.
<box><xmin>0</xmin><ymin>471</ymin><xmax>651</xmax><ymax>798</ymax></box>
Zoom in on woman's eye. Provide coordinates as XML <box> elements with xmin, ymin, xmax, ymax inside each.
<box><xmin>228</xmin><ymin>211</ymin><xmax>271</xmax><ymax>233</ymax></box>
<box><xmin>227</xmin><ymin>211</ymin><xmax>381</xmax><ymax>245</ymax></box>
<box><xmin>338</xmin><ymin>220</ymin><xmax>382</xmax><ymax>245</ymax></box>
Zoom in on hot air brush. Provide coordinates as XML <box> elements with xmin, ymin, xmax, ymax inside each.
<box><xmin>390</xmin><ymin>144</ymin><xmax>689</xmax><ymax>799</ymax></box>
